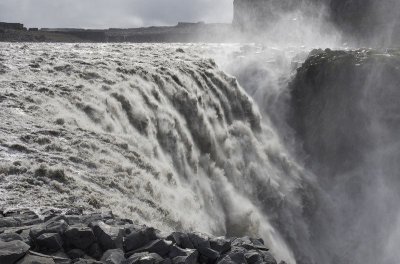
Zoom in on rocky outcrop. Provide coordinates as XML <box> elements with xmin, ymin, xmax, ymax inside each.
<box><xmin>0</xmin><ymin>208</ymin><xmax>281</xmax><ymax>264</ymax></box>
<box><xmin>289</xmin><ymin>48</ymin><xmax>400</xmax><ymax>175</ymax></box>
<box><xmin>288</xmin><ymin>48</ymin><xmax>400</xmax><ymax>264</ymax></box>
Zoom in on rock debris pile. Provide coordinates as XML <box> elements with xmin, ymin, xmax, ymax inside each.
<box><xmin>0</xmin><ymin>208</ymin><xmax>282</xmax><ymax>264</ymax></box>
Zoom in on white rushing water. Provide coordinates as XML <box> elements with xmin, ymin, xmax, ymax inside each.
<box><xmin>0</xmin><ymin>42</ymin><xmax>315</xmax><ymax>263</ymax></box>
<box><xmin>1</xmin><ymin>4</ymin><xmax>399</xmax><ymax>263</ymax></box>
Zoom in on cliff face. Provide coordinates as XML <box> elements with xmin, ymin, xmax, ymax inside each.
<box><xmin>288</xmin><ymin>49</ymin><xmax>400</xmax><ymax>263</ymax></box>
<box><xmin>233</xmin><ymin>0</ymin><xmax>400</xmax><ymax>46</ymax></box>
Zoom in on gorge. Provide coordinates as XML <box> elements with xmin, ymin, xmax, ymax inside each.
<box><xmin>1</xmin><ymin>1</ymin><xmax>400</xmax><ymax>264</ymax></box>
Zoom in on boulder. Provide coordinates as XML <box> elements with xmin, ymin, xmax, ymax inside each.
<box><xmin>0</xmin><ymin>217</ymin><xmax>21</xmax><ymax>228</ymax></box>
<box><xmin>231</xmin><ymin>237</ymin><xmax>268</xmax><ymax>251</ymax></box>
<box><xmin>66</xmin><ymin>248</ymin><xmax>85</xmax><ymax>260</ymax></box>
<box><xmin>185</xmin><ymin>232</ymin><xmax>219</xmax><ymax>263</ymax></box>
<box><xmin>123</xmin><ymin>226</ymin><xmax>158</xmax><ymax>252</ymax></box>
<box><xmin>209</xmin><ymin>237</ymin><xmax>231</xmax><ymax>254</ymax></box>
<box><xmin>101</xmin><ymin>249</ymin><xmax>125</xmax><ymax>264</ymax></box>
<box><xmin>91</xmin><ymin>221</ymin><xmax>124</xmax><ymax>250</ymax></box>
<box><xmin>40</xmin><ymin>209</ymin><xmax>63</xmax><ymax>222</ymax></box>
<box><xmin>124</xmin><ymin>252</ymin><xmax>164</xmax><ymax>264</ymax></box>
<box><xmin>218</xmin><ymin>247</ymin><xmax>247</xmax><ymax>264</ymax></box>
<box><xmin>244</xmin><ymin>251</ymin><xmax>262</xmax><ymax>264</ymax></box>
<box><xmin>168</xmin><ymin>245</ymin><xmax>196</xmax><ymax>259</ymax></box>
<box><xmin>16</xmin><ymin>252</ymin><xmax>56</xmax><ymax>264</ymax></box>
<box><xmin>36</xmin><ymin>233</ymin><xmax>63</xmax><ymax>252</ymax></box>
<box><xmin>30</xmin><ymin>219</ymin><xmax>69</xmax><ymax>239</ymax></box>
<box><xmin>260</xmin><ymin>251</ymin><xmax>277</xmax><ymax>264</ymax></box>
<box><xmin>166</xmin><ymin>232</ymin><xmax>193</xmax><ymax>249</ymax></box>
<box><xmin>0</xmin><ymin>240</ymin><xmax>30</xmax><ymax>264</ymax></box>
<box><xmin>86</xmin><ymin>243</ymin><xmax>103</xmax><ymax>260</ymax></box>
<box><xmin>64</xmin><ymin>226</ymin><xmax>96</xmax><ymax>250</ymax></box>
<box><xmin>17</xmin><ymin>251</ymin><xmax>71</xmax><ymax>264</ymax></box>
<box><xmin>126</xmin><ymin>239</ymin><xmax>172</xmax><ymax>258</ymax></box>
<box><xmin>0</xmin><ymin>232</ymin><xmax>23</xmax><ymax>242</ymax></box>
<box><xmin>187</xmin><ymin>232</ymin><xmax>209</xmax><ymax>250</ymax></box>
<box><xmin>169</xmin><ymin>246</ymin><xmax>198</xmax><ymax>264</ymax></box>
<box><xmin>197</xmin><ymin>247</ymin><xmax>219</xmax><ymax>263</ymax></box>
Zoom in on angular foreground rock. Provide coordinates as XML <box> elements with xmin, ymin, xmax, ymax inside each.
<box><xmin>0</xmin><ymin>208</ymin><xmax>280</xmax><ymax>264</ymax></box>
<box><xmin>0</xmin><ymin>240</ymin><xmax>30</xmax><ymax>264</ymax></box>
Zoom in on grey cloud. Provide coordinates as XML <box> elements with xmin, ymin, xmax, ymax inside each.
<box><xmin>0</xmin><ymin>0</ymin><xmax>233</xmax><ymax>28</ymax></box>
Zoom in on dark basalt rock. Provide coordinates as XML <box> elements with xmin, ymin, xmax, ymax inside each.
<box><xmin>86</xmin><ymin>242</ymin><xmax>103</xmax><ymax>260</ymax></box>
<box><xmin>0</xmin><ymin>240</ymin><xmax>30</xmax><ymax>264</ymax></box>
<box><xmin>169</xmin><ymin>245</ymin><xmax>197</xmax><ymax>260</ymax></box>
<box><xmin>124</xmin><ymin>252</ymin><xmax>164</xmax><ymax>264</ymax></box>
<box><xmin>209</xmin><ymin>238</ymin><xmax>231</xmax><ymax>254</ymax></box>
<box><xmin>101</xmin><ymin>249</ymin><xmax>126</xmax><ymax>264</ymax></box>
<box><xmin>91</xmin><ymin>221</ymin><xmax>124</xmax><ymax>251</ymax></box>
<box><xmin>64</xmin><ymin>226</ymin><xmax>96</xmax><ymax>250</ymax></box>
<box><xmin>0</xmin><ymin>217</ymin><xmax>21</xmax><ymax>228</ymax></box>
<box><xmin>166</xmin><ymin>232</ymin><xmax>194</xmax><ymax>249</ymax></box>
<box><xmin>67</xmin><ymin>248</ymin><xmax>85</xmax><ymax>260</ymax></box>
<box><xmin>30</xmin><ymin>219</ymin><xmax>69</xmax><ymax>239</ymax></box>
<box><xmin>231</xmin><ymin>237</ymin><xmax>268</xmax><ymax>251</ymax></box>
<box><xmin>123</xmin><ymin>226</ymin><xmax>158</xmax><ymax>252</ymax></box>
<box><xmin>17</xmin><ymin>251</ymin><xmax>70</xmax><ymax>264</ymax></box>
<box><xmin>0</xmin><ymin>232</ymin><xmax>23</xmax><ymax>242</ymax></box>
<box><xmin>0</xmin><ymin>208</ymin><xmax>281</xmax><ymax>264</ymax></box>
<box><xmin>244</xmin><ymin>250</ymin><xmax>262</xmax><ymax>264</ymax></box>
<box><xmin>16</xmin><ymin>252</ymin><xmax>56</xmax><ymax>264</ymax></box>
<box><xmin>126</xmin><ymin>239</ymin><xmax>172</xmax><ymax>258</ymax></box>
<box><xmin>218</xmin><ymin>247</ymin><xmax>247</xmax><ymax>264</ymax></box>
<box><xmin>260</xmin><ymin>251</ymin><xmax>278</xmax><ymax>264</ymax></box>
<box><xmin>36</xmin><ymin>233</ymin><xmax>63</xmax><ymax>253</ymax></box>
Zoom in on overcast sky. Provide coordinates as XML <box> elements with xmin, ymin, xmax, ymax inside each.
<box><xmin>0</xmin><ymin>0</ymin><xmax>233</xmax><ymax>28</ymax></box>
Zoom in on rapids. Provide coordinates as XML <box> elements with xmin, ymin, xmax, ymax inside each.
<box><xmin>0</xmin><ymin>43</ymin><xmax>312</xmax><ymax>263</ymax></box>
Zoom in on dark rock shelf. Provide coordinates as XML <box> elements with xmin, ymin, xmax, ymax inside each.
<box><xmin>0</xmin><ymin>208</ymin><xmax>282</xmax><ymax>264</ymax></box>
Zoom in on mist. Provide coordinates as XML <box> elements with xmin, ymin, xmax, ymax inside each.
<box><xmin>1</xmin><ymin>1</ymin><xmax>400</xmax><ymax>264</ymax></box>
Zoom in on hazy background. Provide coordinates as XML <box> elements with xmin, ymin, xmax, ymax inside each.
<box><xmin>0</xmin><ymin>0</ymin><xmax>233</xmax><ymax>28</ymax></box>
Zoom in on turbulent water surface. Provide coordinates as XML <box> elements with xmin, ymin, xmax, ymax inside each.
<box><xmin>1</xmin><ymin>42</ymin><xmax>399</xmax><ymax>264</ymax></box>
<box><xmin>0</xmin><ymin>43</ymin><xmax>315</xmax><ymax>263</ymax></box>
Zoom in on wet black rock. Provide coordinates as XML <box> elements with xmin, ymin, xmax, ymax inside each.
<box><xmin>0</xmin><ymin>217</ymin><xmax>21</xmax><ymax>228</ymax></box>
<box><xmin>126</xmin><ymin>239</ymin><xmax>172</xmax><ymax>258</ymax></box>
<box><xmin>209</xmin><ymin>238</ymin><xmax>231</xmax><ymax>254</ymax></box>
<box><xmin>0</xmin><ymin>233</ymin><xmax>23</xmax><ymax>242</ymax></box>
<box><xmin>101</xmin><ymin>249</ymin><xmax>125</xmax><ymax>264</ymax></box>
<box><xmin>91</xmin><ymin>221</ymin><xmax>124</xmax><ymax>251</ymax></box>
<box><xmin>67</xmin><ymin>248</ymin><xmax>85</xmax><ymax>260</ymax></box>
<box><xmin>166</xmin><ymin>232</ymin><xmax>194</xmax><ymax>249</ymax></box>
<box><xmin>29</xmin><ymin>219</ymin><xmax>68</xmax><ymax>239</ymax></box>
<box><xmin>0</xmin><ymin>208</ymin><xmax>279</xmax><ymax>264</ymax></box>
<box><xmin>36</xmin><ymin>233</ymin><xmax>63</xmax><ymax>253</ymax></box>
<box><xmin>16</xmin><ymin>252</ymin><xmax>56</xmax><ymax>264</ymax></box>
<box><xmin>123</xmin><ymin>226</ymin><xmax>158</xmax><ymax>252</ymax></box>
<box><xmin>0</xmin><ymin>240</ymin><xmax>30</xmax><ymax>264</ymax></box>
<box><xmin>124</xmin><ymin>252</ymin><xmax>164</xmax><ymax>264</ymax></box>
<box><xmin>231</xmin><ymin>237</ymin><xmax>268</xmax><ymax>251</ymax></box>
<box><xmin>64</xmin><ymin>226</ymin><xmax>96</xmax><ymax>249</ymax></box>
